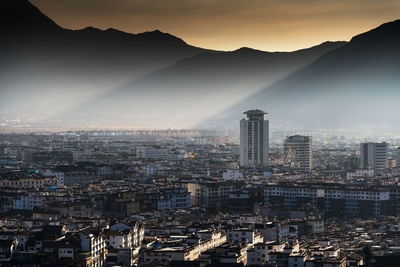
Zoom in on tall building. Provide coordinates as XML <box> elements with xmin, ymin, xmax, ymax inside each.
<box><xmin>240</xmin><ymin>110</ymin><xmax>269</xmax><ymax>167</ymax></box>
<box><xmin>283</xmin><ymin>135</ymin><xmax>312</xmax><ymax>171</ymax></box>
<box><xmin>360</xmin><ymin>142</ymin><xmax>389</xmax><ymax>171</ymax></box>
<box><xmin>396</xmin><ymin>147</ymin><xmax>400</xmax><ymax>168</ymax></box>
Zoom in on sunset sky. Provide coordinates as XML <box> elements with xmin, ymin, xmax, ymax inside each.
<box><xmin>29</xmin><ymin>0</ymin><xmax>400</xmax><ymax>51</ymax></box>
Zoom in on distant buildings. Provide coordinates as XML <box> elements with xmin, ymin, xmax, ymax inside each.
<box><xmin>3</xmin><ymin>130</ymin><xmax>400</xmax><ymax>266</ymax></box>
<box><xmin>0</xmin><ymin>175</ymin><xmax>61</xmax><ymax>189</ymax></box>
<box><xmin>360</xmin><ymin>142</ymin><xmax>389</xmax><ymax>171</ymax></box>
<box><xmin>222</xmin><ymin>169</ymin><xmax>243</xmax><ymax>180</ymax></box>
<box><xmin>136</xmin><ymin>145</ymin><xmax>184</xmax><ymax>161</ymax></box>
<box><xmin>346</xmin><ymin>169</ymin><xmax>374</xmax><ymax>179</ymax></box>
<box><xmin>283</xmin><ymin>135</ymin><xmax>312</xmax><ymax>171</ymax></box>
<box><xmin>240</xmin><ymin>109</ymin><xmax>269</xmax><ymax>168</ymax></box>
<box><xmin>396</xmin><ymin>147</ymin><xmax>400</xmax><ymax>168</ymax></box>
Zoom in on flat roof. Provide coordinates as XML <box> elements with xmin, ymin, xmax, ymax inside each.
<box><xmin>244</xmin><ymin>109</ymin><xmax>267</xmax><ymax>115</ymax></box>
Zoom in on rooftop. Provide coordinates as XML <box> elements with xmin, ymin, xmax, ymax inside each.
<box><xmin>243</xmin><ymin>109</ymin><xmax>267</xmax><ymax>116</ymax></box>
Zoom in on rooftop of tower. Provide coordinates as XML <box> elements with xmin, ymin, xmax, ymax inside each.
<box><xmin>243</xmin><ymin>109</ymin><xmax>267</xmax><ymax>116</ymax></box>
<box><xmin>286</xmin><ymin>135</ymin><xmax>312</xmax><ymax>141</ymax></box>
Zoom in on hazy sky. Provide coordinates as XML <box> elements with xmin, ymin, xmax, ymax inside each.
<box><xmin>30</xmin><ymin>0</ymin><xmax>400</xmax><ymax>51</ymax></box>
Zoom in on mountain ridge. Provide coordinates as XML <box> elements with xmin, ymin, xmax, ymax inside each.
<box><xmin>2</xmin><ymin>0</ymin><xmax>397</xmax><ymax>129</ymax></box>
<box><xmin>0</xmin><ymin>0</ymin><xmax>215</xmax><ymax>123</ymax></box>
<box><xmin>221</xmin><ymin>19</ymin><xmax>400</xmax><ymax>129</ymax></box>
<box><xmin>72</xmin><ymin>40</ymin><xmax>346</xmax><ymax>128</ymax></box>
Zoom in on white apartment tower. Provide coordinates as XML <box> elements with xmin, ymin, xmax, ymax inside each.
<box><xmin>360</xmin><ymin>142</ymin><xmax>389</xmax><ymax>171</ymax></box>
<box><xmin>284</xmin><ymin>135</ymin><xmax>312</xmax><ymax>171</ymax></box>
<box><xmin>240</xmin><ymin>109</ymin><xmax>269</xmax><ymax>167</ymax></box>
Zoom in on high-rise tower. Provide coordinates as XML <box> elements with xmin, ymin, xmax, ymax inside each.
<box><xmin>360</xmin><ymin>142</ymin><xmax>388</xmax><ymax>171</ymax></box>
<box><xmin>284</xmin><ymin>135</ymin><xmax>312</xmax><ymax>171</ymax></box>
<box><xmin>396</xmin><ymin>147</ymin><xmax>400</xmax><ymax>168</ymax></box>
<box><xmin>240</xmin><ymin>109</ymin><xmax>269</xmax><ymax>167</ymax></box>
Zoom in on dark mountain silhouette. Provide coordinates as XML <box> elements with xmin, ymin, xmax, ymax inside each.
<box><xmin>0</xmin><ymin>0</ymin><xmax>212</xmax><ymax>117</ymax></box>
<box><xmin>224</xmin><ymin>19</ymin><xmax>400</xmax><ymax>129</ymax></box>
<box><xmin>0</xmin><ymin>0</ymin><xmax>61</xmax><ymax>35</ymax></box>
<box><xmin>1</xmin><ymin>0</ymin><xmax>206</xmax><ymax>68</ymax></box>
<box><xmin>0</xmin><ymin>0</ymin><xmax>346</xmax><ymax>128</ymax></box>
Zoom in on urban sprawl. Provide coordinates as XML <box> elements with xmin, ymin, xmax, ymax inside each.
<box><xmin>0</xmin><ymin>110</ymin><xmax>400</xmax><ymax>266</ymax></box>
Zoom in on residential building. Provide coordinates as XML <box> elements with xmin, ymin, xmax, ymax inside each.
<box><xmin>284</xmin><ymin>135</ymin><xmax>312</xmax><ymax>172</ymax></box>
<box><xmin>360</xmin><ymin>142</ymin><xmax>388</xmax><ymax>171</ymax></box>
<box><xmin>227</xmin><ymin>228</ymin><xmax>263</xmax><ymax>245</ymax></box>
<box><xmin>264</xmin><ymin>183</ymin><xmax>394</xmax><ymax>217</ymax></box>
<box><xmin>247</xmin><ymin>241</ymin><xmax>285</xmax><ymax>266</ymax></box>
<box><xmin>187</xmin><ymin>181</ymin><xmax>244</xmax><ymax>210</ymax></box>
<box><xmin>240</xmin><ymin>109</ymin><xmax>269</xmax><ymax>168</ymax></box>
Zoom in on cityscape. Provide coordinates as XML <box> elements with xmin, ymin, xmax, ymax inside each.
<box><xmin>1</xmin><ymin>110</ymin><xmax>400</xmax><ymax>266</ymax></box>
<box><xmin>1</xmin><ymin>0</ymin><xmax>400</xmax><ymax>267</ymax></box>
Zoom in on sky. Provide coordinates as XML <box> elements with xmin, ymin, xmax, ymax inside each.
<box><xmin>31</xmin><ymin>0</ymin><xmax>400</xmax><ymax>51</ymax></box>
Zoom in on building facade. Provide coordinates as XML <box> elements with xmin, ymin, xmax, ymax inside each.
<box><xmin>187</xmin><ymin>181</ymin><xmax>245</xmax><ymax>210</ymax></box>
<box><xmin>360</xmin><ymin>142</ymin><xmax>389</xmax><ymax>171</ymax></box>
<box><xmin>284</xmin><ymin>135</ymin><xmax>312</xmax><ymax>171</ymax></box>
<box><xmin>264</xmin><ymin>183</ymin><xmax>394</xmax><ymax>218</ymax></box>
<box><xmin>240</xmin><ymin>110</ymin><xmax>269</xmax><ymax>168</ymax></box>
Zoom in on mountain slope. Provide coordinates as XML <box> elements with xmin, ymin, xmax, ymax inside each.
<box><xmin>226</xmin><ymin>19</ymin><xmax>400</xmax><ymax>129</ymax></box>
<box><xmin>0</xmin><ymin>0</ymin><xmax>206</xmax><ymax>72</ymax></box>
<box><xmin>0</xmin><ymin>0</ymin><xmax>211</xmax><ymax>122</ymax></box>
<box><xmin>3</xmin><ymin>0</ymin><xmax>392</xmax><ymax>130</ymax></box>
<box><xmin>0</xmin><ymin>0</ymin><xmax>61</xmax><ymax>35</ymax></box>
<box><xmin>68</xmin><ymin>41</ymin><xmax>345</xmax><ymax>128</ymax></box>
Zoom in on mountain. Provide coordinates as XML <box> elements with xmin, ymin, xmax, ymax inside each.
<box><xmin>0</xmin><ymin>0</ymin><xmax>347</xmax><ymax>129</ymax></box>
<box><xmin>225</xmin><ymin>19</ymin><xmax>400</xmax><ymax>129</ymax></box>
<box><xmin>73</xmin><ymin>41</ymin><xmax>345</xmax><ymax>128</ymax></box>
<box><xmin>1</xmin><ymin>0</ymin><xmax>209</xmax><ymax>74</ymax></box>
<box><xmin>6</xmin><ymin>0</ymin><xmax>392</xmax><ymax>130</ymax></box>
<box><xmin>0</xmin><ymin>0</ymin><xmax>211</xmax><ymax>122</ymax></box>
<box><xmin>0</xmin><ymin>0</ymin><xmax>60</xmax><ymax>35</ymax></box>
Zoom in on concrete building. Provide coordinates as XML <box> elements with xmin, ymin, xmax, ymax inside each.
<box><xmin>187</xmin><ymin>181</ymin><xmax>244</xmax><ymax>210</ymax></box>
<box><xmin>240</xmin><ymin>109</ymin><xmax>269</xmax><ymax>168</ymax></box>
<box><xmin>43</xmin><ymin>169</ymin><xmax>65</xmax><ymax>187</ymax></box>
<box><xmin>0</xmin><ymin>176</ymin><xmax>60</xmax><ymax>189</ymax></box>
<box><xmin>13</xmin><ymin>193</ymin><xmax>44</xmax><ymax>210</ymax></box>
<box><xmin>227</xmin><ymin>228</ymin><xmax>263</xmax><ymax>245</ymax></box>
<box><xmin>141</xmin><ymin>231</ymin><xmax>227</xmax><ymax>266</ymax></box>
<box><xmin>247</xmin><ymin>241</ymin><xmax>285</xmax><ymax>266</ymax></box>
<box><xmin>264</xmin><ymin>183</ymin><xmax>393</xmax><ymax>217</ymax></box>
<box><xmin>77</xmin><ymin>228</ymin><xmax>108</xmax><ymax>267</ymax></box>
<box><xmin>136</xmin><ymin>145</ymin><xmax>183</xmax><ymax>161</ymax></box>
<box><xmin>157</xmin><ymin>189</ymin><xmax>191</xmax><ymax>211</ymax></box>
<box><xmin>284</xmin><ymin>135</ymin><xmax>312</xmax><ymax>172</ymax></box>
<box><xmin>360</xmin><ymin>142</ymin><xmax>389</xmax><ymax>171</ymax></box>
<box><xmin>222</xmin><ymin>169</ymin><xmax>243</xmax><ymax>180</ymax></box>
<box><xmin>346</xmin><ymin>169</ymin><xmax>374</xmax><ymax>179</ymax></box>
